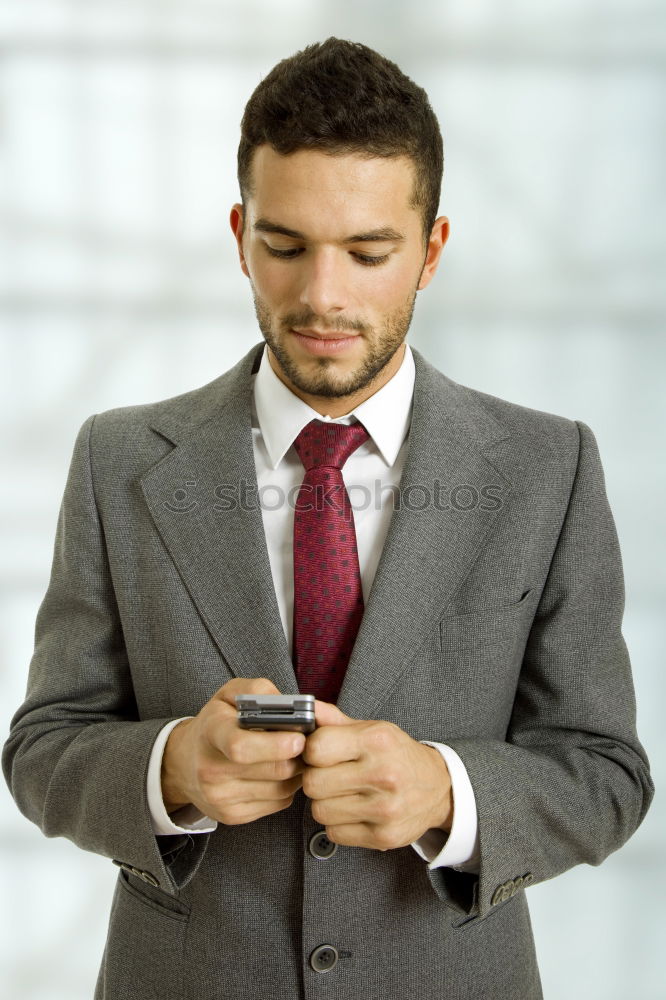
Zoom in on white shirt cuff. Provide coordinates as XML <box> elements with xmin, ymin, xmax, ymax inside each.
<box><xmin>147</xmin><ymin>718</ymin><xmax>218</xmax><ymax>835</ymax></box>
<box><xmin>410</xmin><ymin>742</ymin><xmax>480</xmax><ymax>872</ymax></box>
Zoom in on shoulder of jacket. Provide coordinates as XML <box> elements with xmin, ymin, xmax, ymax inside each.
<box><xmin>86</xmin><ymin>341</ymin><xmax>263</xmax><ymax>447</ymax></box>
<box><xmin>412</xmin><ymin>347</ymin><xmax>580</xmax><ymax>456</ymax></box>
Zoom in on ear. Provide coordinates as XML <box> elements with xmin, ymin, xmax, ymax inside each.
<box><xmin>417</xmin><ymin>215</ymin><xmax>450</xmax><ymax>291</ymax></box>
<box><xmin>229</xmin><ymin>203</ymin><xmax>250</xmax><ymax>278</ymax></box>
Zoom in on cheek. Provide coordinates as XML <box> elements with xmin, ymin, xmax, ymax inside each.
<box><xmin>248</xmin><ymin>257</ymin><xmax>291</xmax><ymax>302</ymax></box>
<box><xmin>361</xmin><ymin>265</ymin><xmax>415</xmax><ymax>310</ymax></box>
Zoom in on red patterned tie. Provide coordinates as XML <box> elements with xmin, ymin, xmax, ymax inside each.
<box><xmin>292</xmin><ymin>418</ymin><xmax>370</xmax><ymax>704</ymax></box>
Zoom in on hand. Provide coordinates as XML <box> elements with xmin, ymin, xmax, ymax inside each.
<box><xmin>301</xmin><ymin>701</ymin><xmax>453</xmax><ymax>851</ymax></box>
<box><xmin>160</xmin><ymin>678</ymin><xmax>306</xmax><ymax>825</ymax></box>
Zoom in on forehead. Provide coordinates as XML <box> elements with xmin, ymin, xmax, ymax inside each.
<box><xmin>247</xmin><ymin>145</ymin><xmax>420</xmax><ymax>237</ymax></box>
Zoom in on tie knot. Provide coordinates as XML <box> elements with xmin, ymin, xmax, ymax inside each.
<box><xmin>293</xmin><ymin>418</ymin><xmax>370</xmax><ymax>472</ymax></box>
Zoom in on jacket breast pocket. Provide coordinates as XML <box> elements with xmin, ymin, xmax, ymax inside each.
<box><xmin>439</xmin><ymin>588</ymin><xmax>534</xmax><ymax>652</ymax></box>
<box><xmin>436</xmin><ymin>590</ymin><xmax>535</xmax><ymax>731</ymax></box>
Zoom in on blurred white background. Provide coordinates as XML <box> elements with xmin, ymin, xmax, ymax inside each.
<box><xmin>1</xmin><ymin>1</ymin><xmax>664</xmax><ymax>997</ymax></box>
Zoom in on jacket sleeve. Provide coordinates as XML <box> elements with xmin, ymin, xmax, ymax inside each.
<box><xmin>1</xmin><ymin>415</ymin><xmax>211</xmax><ymax>894</ymax></box>
<box><xmin>427</xmin><ymin>420</ymin><xmax>654</xmax><ymax>920</ymax></box>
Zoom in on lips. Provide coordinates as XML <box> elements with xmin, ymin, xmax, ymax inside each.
<box><xmin>292</xmin><ymin>329</ymin><xmax>359</xmax><ymax>341</ymax></box>
<box><xmin>290</xmin><ymin>329</ymin><xmax>361</xmax><ymax>355</ymax></box>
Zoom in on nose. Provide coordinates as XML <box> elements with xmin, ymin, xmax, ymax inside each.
<box><xmin>298</xmin><ymin>249</ymin><xmax>349</xmax><ymax>317</ymax></box>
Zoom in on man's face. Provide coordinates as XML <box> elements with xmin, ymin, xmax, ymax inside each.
<box><xmin>230</xmin><ymin>145</ymin><xmax>448</xmax><ymax>415</ymax></box>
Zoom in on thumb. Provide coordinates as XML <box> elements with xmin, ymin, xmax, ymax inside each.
<box><xmin>314</xmin><ymin>699</ymin><xmax>354</xmax><ymax>727</ymax></box>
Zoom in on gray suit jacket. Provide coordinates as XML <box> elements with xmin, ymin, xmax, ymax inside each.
<box><xmin>3</xmin><ymin>342</ymin><xmax>653</xmax><ymax>1000</ymax></box>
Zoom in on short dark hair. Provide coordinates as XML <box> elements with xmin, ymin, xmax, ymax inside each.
<box><xmin>237</xmin><ymin>37</ymin><xmax>444</xmax><ymax>251</ymax></box>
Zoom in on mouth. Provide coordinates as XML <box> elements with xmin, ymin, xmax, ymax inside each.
<box><xmin>290</xmin><ymin>329</ymin><xmax>361</xmax><ymax>356</ymax></box>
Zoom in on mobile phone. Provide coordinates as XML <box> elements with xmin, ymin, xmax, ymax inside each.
<box><xmin>235</xmin><ymin>694</ymin><xmax>316</xmax><ymax>733</ymax></box>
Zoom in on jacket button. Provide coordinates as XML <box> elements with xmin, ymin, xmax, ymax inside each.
<box><xmin>310</xmin><ymin>944</ymin><xmax>339</xmax><ymax>973</ymax></box>
<box><xmin>491</xmin><ymin>881</ymin><xmax>512</xmax><ymax>905</ymax></box>
<box><xmin>309</xmin><ymin>830</ymin><xmax>338</xmax><ymax>859</ymax></box>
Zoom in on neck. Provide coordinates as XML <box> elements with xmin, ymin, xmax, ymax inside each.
<box><xmin>267</xmin><ymin>342</ymin><xmax>406</xmax><ymax>419</ymax></box>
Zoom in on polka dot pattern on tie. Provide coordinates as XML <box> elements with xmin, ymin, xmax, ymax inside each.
<box><xmin>292</xmin><ymin>418</ymin><xmax>370</xmax><ymax>704</ymax></box>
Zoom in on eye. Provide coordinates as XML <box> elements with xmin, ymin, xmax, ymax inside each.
<box><xmin>265</xmin><ymin>246</ymin><xmax>301</xmax><ymax>260</ymax></box>
<box><xmin>353</xmin><ymin>253</ymin><xmax>390</xmax><ymax>267</ymax></box>
<box><xmin>264</xmin><ymin>245</ymin><xmax>390</xmax><ymax>267</ymax></box>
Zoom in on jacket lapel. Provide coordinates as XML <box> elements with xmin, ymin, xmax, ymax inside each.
<box><xmin>336</xmin><ymin>349</ymin><xmax>513</xmax><ymax>719</ymax></box>
<box><xmin>140</xmin><ymin>342</ymin><xmax>513</xmax><ymax>719</ymax></box>
<box><xmin>140</xmin><ymin>343</ymin><xmax>299</xmax><ymax>696</ymax></box>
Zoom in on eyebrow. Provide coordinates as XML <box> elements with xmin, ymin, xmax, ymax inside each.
<box><xmin>253</xmin><ymin>218</ymin><xmax>406</xmax><ymax>244</ymax></box>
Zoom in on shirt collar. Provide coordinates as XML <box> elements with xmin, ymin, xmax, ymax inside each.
<box><xmin>253</xmin><ymin>341</ymin><xmax>415</xmax><ymax>469</ymax></box>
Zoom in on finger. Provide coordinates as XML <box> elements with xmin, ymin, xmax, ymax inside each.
<box><xmin>250</xmin><ymin>774</ymin><xmax>302</xmax><ymax>799</ymax></box>
<box><xmin>303</xmin><ymin>760</ymin><xmax>367</xmax><ymax>800</ymax></box>
<box><xmin>223</xmin><ymin>794</ymin><xmax>300</xmax><ymax>825</ymax></box>
<box><xmin>242</xmin><ymin>757</ymin><xmax>305</xmax><ymax>782</ymax></box>
<box><xmin>303</xmin><ymin>724</ymin><xmax>361</xmax><ymax>767</ymax></box>
<box><xmin>310</xmin><ymin>792</ymin><xmax>370</xmax><ymax>827</ymax></box>
<box><xmin>203</xmin><ymin>773</ymin><xmax>303</xmax><ymax>815</ymax></box>
<box><xmin>224</xmin><ymin>727</ymin><xmax>305</xmax><ymax>766</ymax></box>
<box><xmin>323</xmin><ymin>823</ymin><xmax>387</xmax><ymax>850</ymax></box>
<box><xmin>215</xmin><ymin>677</ymin><xmax>282</xmax><ymax>708</ymax></box>
<box><xmin>205</xmin><ymin>697</ymin><xmax>305</xmax><ymax>763</ymax></box>
<box><xmin>313</xmin><ymin>700</ymin><xmax>355</xmax><ymax>727</ymax></box>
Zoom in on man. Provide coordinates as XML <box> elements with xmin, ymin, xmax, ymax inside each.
<box><xmin>3</xmin><ymin>37</ymin><xmax>653</xmax><ymax>1000</ymax></box>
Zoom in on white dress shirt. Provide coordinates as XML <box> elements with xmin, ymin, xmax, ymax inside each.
<box><xmin>146</xmin><ymin>341</ymin><xmax>480</xmax><ymax>873</ymax></box>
